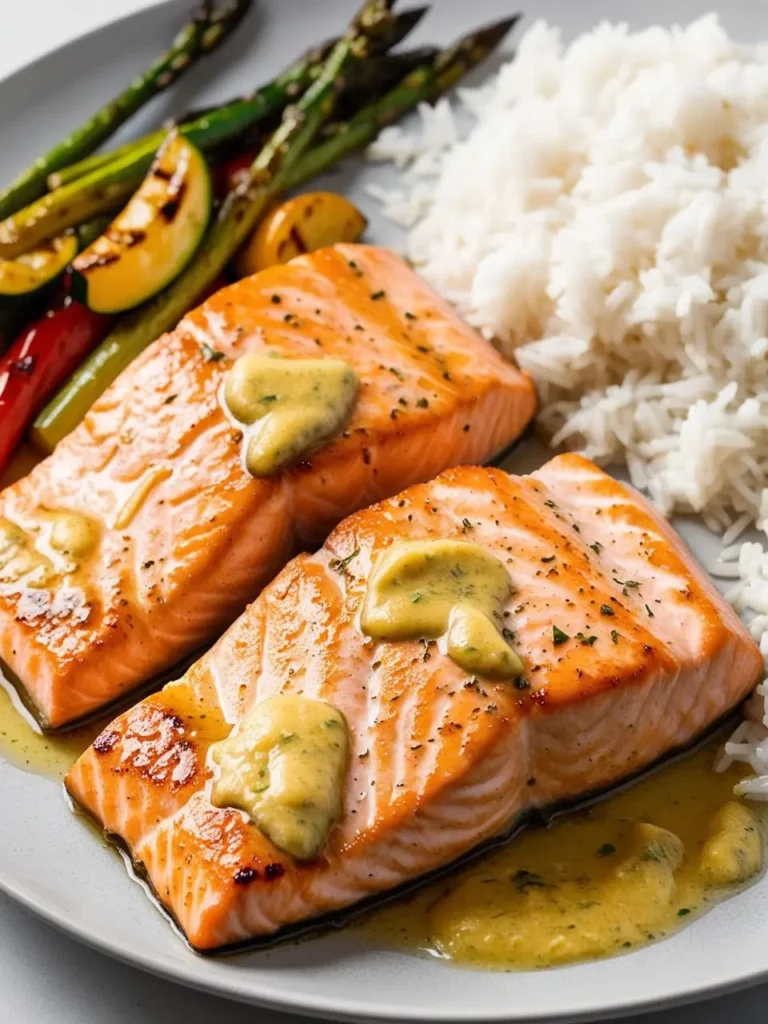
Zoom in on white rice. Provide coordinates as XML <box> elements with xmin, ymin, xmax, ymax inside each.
<box><xmin>368</xmin><ymin>15</ymin><xmax>768</xmax><ymax>796</ymax></box>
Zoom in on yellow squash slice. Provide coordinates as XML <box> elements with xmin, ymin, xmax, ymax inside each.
<box><xmin>236</xmin><ymin>191</ymin><xmax>367</xmax><ymax>277</ymax></box>
<box><xmin>72</xmin><ymin>134</ymin><xmax>211</xmax><ymax>314</ymax></box>
<box><xmin>0</xmin><ymin>233</ymin><xmax>78</xmax><ymax>298</ymax></box>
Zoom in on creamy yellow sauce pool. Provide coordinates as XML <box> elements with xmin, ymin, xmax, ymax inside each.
<box><xmin>0</xmin><ymin>674</ymin><xmax>103</xmax><ymax>780</ymax></box>
<box><xmin>360</xmin><ymin>737</ymin><xmax>764</xmax><ymax>969</ymax></box>
<box><xmin>0</xmin><ymin>450</ymin><xmax>763</xmax><ymax>964</ymax></box>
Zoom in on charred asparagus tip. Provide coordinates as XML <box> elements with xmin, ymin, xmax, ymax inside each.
<box><xmin>470</xmin><ymin>13</ymin><xmax>523</xmax><ymax>52</ymax></box>
<box><xmin>392</xmin><ymin>5</ymin><xmax>431</xmax><ymax>38</ymax></box>
<box><xmin>195</xmin><ymin>0</ymin><xmax>214</xmax><ymax>25</ymax></box>
<box><xmin>201</xmin><ymin>0</ymin><xmax>254</xmax><ymax>52</ymax></box>
<box><xmin>355</xmin><ymin>0</ymin><xmax>397</xmax><ymax>34</ymax></box>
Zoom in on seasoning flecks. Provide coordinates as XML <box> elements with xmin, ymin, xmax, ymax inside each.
<box><xmin>552</xmin><ymin>625</ymin><xmax>569</xmax><ymax>646</ymax></box>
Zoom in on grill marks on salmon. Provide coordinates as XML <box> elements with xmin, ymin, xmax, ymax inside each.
<box><xmin>0</xmin><ymin>245</ymin><xmax>535</xmax><ymax>728</ymax></box>
<box><xmin>66</xmin><ymin>454</ymin><xmax>762</xmax><ymax>950</ymax></box>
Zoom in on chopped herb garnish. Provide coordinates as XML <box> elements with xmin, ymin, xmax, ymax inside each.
<box><xmin>270</xmin><ymin>294</ymin><xmax>282</xmax><ymax>304</ymax></box>
<box><xmin>405</xmin><ymin>311</ymin><xmax>417</xmax><ymax>320</ymax></box>
<box><xmin>576</xmin><ymin>632</ymin><xmax>598</xmax><ymax>646</ymax></box>
<box><xmin>541</xmin><ymin>555</ymin><xmax>556</xmax><ymax>563</ymax></box>
<box><xmin>600</xmin><ymin>604</ymin><xmax>615</xmax><ymax>616</ymax></box>
<box><xmin>163</xmin><ymin>394</ymin><xmax>177</xmax><ymax>404</ymax></box>
<box><xmin>461</xmin><ymin>518</ymin><xmax>473</xmax><ymax>532</ymax></box>
<box><xmin>329</xmin><ymin>547</ymin><xmax>360</xmax><ymax>575</ymax></box>
<box><xmin>514</xmin><ymin>677</ymin><xmax>530</xmax><ymax>690</ymax></box>
<box><xmin>624</xmin><ymin>580</ymin><xmax>640</xmax><ymax>588</ymax></box>
<box><xmin>260</xmin><ymin>394</ymin><xmax>278</xmax><ymax>404</ymax></box>
<box><xmin>552</xmin><ymin>625</ymin><xmax>569</xmax><ymax>645</ymax></box>
<box><xmin>677</xmin><ymin>908</ymin><xmax>691</xmax><ymax>917</ymax></box>
<box><xmin>597</xmin><ymin>843</ymin><xmax>616</xmax><ymax>857</ymax></box>
<box><xmin>645</xmin><ymin>603</ymin><xmax>654</xmax><ymax>617</ymax></box>
<box><xmin>502</xmin><ymin>627</ymin><xmax>516</xmax><ymax>642</ymax></box>
<box><xmin>416</xmin><ymin>397</ymin><xmax>429</xmax><ymax>408</ymax></box>
<box><xmin>200</xmin><ymin>342</ymin><xmax>226</xmax><ymax>362</ymax></box>
<box><xmin>589</xmin><ymin>541</ymin><xmax>602</xmax><ymax>554</ymax></box>
<box><xmin>513</xmin><ymin>869</ymin><xmax>546</xmax><ymax>892</ymax></box>
<box><xmin>411</xmin><ymin>592</ymin><xmax>422</xmax><ymax>604</ymax></box>
<box><xmin>611</xmin><ymin>629</ymin><xmax>620</xmax><ymax>644</ymax></box>
<box><xmin>370</xmin><ymin>289</ymin><xmax>386</xmax><ymax>301</ymax></box>
<box><xmin>544</xmin><ymin>500</ymin><xmax>557</xmax><ymax>509</ymax></box>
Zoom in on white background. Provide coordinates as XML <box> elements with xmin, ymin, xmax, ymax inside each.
<box><xmin>1</xmin><ymin>2</ymin><xmax>768</xmax><ymax>1022</ymax></box>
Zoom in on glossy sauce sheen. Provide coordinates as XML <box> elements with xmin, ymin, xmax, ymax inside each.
<box><xmin>210</xmin><ymin>695</ymin><xmax>349</xmax><ymax>861</ymax></box>
<box><xmin>0</xmin><ymin>245</ymin><xmax>535</xmax><ymax>728</ymax></box>
<box><xmin>361</xmin><ymin>539</ymin><xmax>522</xmax><ymax>680</ymax></box>
<box><xmin>66</xmin><ymin>456</ymin><xmax>762</xmax><ymax>950</ymax></box>
<box><xmin>0</xmin><ymin>452</ymin><xmax>101</xmax><ymax>777</ymax></box>
<box><xmin>0</xmin><ymin>676</ymin><xmax>102</xmax><ymax>779</ymax></box>
<box><xmin>362</xmin><ymin>738</ymin><xmax>763</xmax><ymax>968</ymax></box>
<box><xmin>223</xmin><ymin>353</ymin><xmax>358</xmax><ymax>476</ymax></box>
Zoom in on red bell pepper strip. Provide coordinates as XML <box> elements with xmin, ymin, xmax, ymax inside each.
<box><xmin>0</xmin><ymin>297</ymin><xmax>111</xmax><ymax>474</ymax></box>
<box><xmin>215</xmin><ymin>149</ymin><xmax>259</xmax><ymax>198</ymax></box>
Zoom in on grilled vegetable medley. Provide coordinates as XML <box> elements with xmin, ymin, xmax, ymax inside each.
<box><xmin>0</xmin><ymin>0</ymin><xmax>520</xmax><ymax>472</ymax></box>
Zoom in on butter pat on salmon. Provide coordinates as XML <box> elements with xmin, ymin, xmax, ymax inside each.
<box><xmin>0</xmin><ymin>244</ymin><xmax>535</xmax><ymax>728</ymax></box>
<box><xmin>66</xmin><ymin>454</ymin><xmax>762</xmax><ymax>950</ymax></box>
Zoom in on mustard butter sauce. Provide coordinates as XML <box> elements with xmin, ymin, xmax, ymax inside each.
<box><xmin>210</xmin><ymin>694</ymin><xmax>350</xmax><ymax>860</ymax></box>
<box><xmin>222</xmin><ymin>353</ymin><xmax>358</xmax><ymax>476</ymax></box>
<box><xmin>0</xmin><ymin>672</ymin><xmax>103</xmax><ymax>780</ymax></box>
<box><xmin>49</xmin><ymin>510</ymin><xmax>99</xmax><ymax>558</ymax></box>
<box><xmin>0</xmin><ymin>449</ymin><xmax>763</xmax><ymax>967</ymax></box>
<box><xmin>361</xmin><ymin>540</ymin><xmax>523</xmax><ymax>680</ymax></box>
<box><xmin>360</xmin><ymin>737</ymin><xmax>764</xmax><ymax>970</ymax></box>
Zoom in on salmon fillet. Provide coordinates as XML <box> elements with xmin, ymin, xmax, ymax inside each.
<box><xmin>66</xmin><ymin>454</ymin><xmax>762</xmax><ymax>950</ymax></box>
<box><xmin>0</xmin><ymin>244</ymin><xmax>535</xmax><ymax>729</ymax></box>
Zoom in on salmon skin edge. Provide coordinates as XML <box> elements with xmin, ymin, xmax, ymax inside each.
<box><xmin>63</xmin><ymin>702</ymin><xmax>746</xmax><ymax>957</ymax></box>
<box><xmin>0</xmin><ymin>647</ymin><xmax>205</xmax><ymax>735</ymax></box>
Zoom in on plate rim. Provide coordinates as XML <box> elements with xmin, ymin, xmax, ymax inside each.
<box><xmin>3</xmin><ymin>838</ymin><xmax>768</xmax><ymax>1024</ymax></box>
<box><xmin>2</xmin><ymin>2</ymin><xmax>768</xmax><ymax>1021</ymax></box>
<box><xmin>0</xmin><ymin>0</ymin><xmax>175</xmax><ymax>96</ymax></box>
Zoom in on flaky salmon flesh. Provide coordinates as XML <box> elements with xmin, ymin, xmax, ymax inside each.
<box><xmin>66</xmin><ymin>454</ymin><xmax>763</xmax><ymax>951</ymax></box>
<box><xmin>0</xmin><ymin>245</ymin><xmax>535</xmax><ymax>729</ymax></box>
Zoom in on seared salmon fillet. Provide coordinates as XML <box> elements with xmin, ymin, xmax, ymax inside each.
<box><xmin>0</xmin><ymin>244</ymin><xmax>535</xmax><ymax>729</ymax></box>
<box><xmin>66</xmin><ymin>454</ymin><xmax>762</xmax><ymax>950</ymax></box>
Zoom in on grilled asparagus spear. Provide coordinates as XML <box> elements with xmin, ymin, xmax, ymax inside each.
<box><xmin>0</xmin><ymin>7</ymin><xmax>428</xmax><ymax>259</ymax></box>
<box><xmin>287</xmin><ymin>15</ymin><xmax>519</xmax><ymax>188</ymax></box>
<box><xmin>0</xmin><ymin>1</ymin><xmax>252</xmax><ymax>222</ymax></box>
<box><xmin>48</xmin><ymin>8</ymin><xmax>430</xmax><ymax>190</ymax></box>
<box><xmin>32</xmin><ymin>0</ymin><xmax>398</xmax><ymax>450</ymax></box>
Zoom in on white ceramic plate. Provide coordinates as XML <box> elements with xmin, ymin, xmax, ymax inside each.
<box><xmin>2</xmin><ymin>0</ymin><xmax>768</xmax><ymax>1020</ymax></box>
